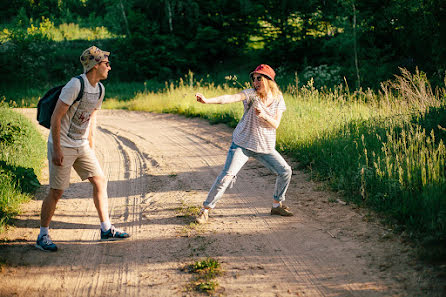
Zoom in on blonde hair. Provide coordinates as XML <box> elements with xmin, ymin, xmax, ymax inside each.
<box><xmin>267</xmin><ymin>79</ymin><xmax>282</xmax><ymax>99</ymax></box>
<box><xmin>257</xmin><ymin>76</ymin><xmax>282</xmax><ymax>101</ymax></box>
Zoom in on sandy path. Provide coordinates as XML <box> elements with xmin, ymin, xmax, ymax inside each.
<box><xmin>0</xmin><ymin>109</ymin><xmax>442</xmax><ymax>296</ymax></box>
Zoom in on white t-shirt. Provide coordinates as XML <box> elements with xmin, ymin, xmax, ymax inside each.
<box><xmin>48</xmin><ymin>74</ymin><xmax>104</xmax><ymax>148</ymax></box>
<box><xmin>232</xmin><ymin>88</ymin><xmax>286</xmax><ymax>153</ymax></box>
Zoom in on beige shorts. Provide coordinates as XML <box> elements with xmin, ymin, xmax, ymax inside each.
<box><xmin>48</xmin><ymin>143</ymin><xmax>104</xmax><ymax>190</ymax></box>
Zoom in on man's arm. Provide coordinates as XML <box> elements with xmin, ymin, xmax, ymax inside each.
<box><xmin>50</xmin><ymin>100</ymin><xmax>70</xmax><ymax>166</ymax></box>
<box><xmin>88</xmin><ymin>110</ymin><xmax>98</xmax><ymax>149</ymax></box>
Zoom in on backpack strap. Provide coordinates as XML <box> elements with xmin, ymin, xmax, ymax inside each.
<box><xmin>74</xmin><ymin>75</ymin><xmax>84</xmax><ymax>103</ymax></box>
<box><xmin>98</xmin><ymin>82</ymin><xmax>103</xmax><ymax>100</ymax></box>
<box><xmin>72</xmin><ymin>75</ymin><xmax>103</xmax><ymax>104</ymax></box>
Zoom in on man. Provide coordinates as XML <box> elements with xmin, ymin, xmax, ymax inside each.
<box><xmin>36</xmin><ymin>46</ymin><xmax>130</xmax><ymax>252</ymax></box>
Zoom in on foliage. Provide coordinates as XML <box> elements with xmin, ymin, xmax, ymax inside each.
<box><xmin>1</xmin><ymin>0</ymin><xmax>446</xmax><ymax>89</ymax></box>
<box><xmin>0</xmin><ymin>106</ymin><xmax>46</xmax><ymax>231</ymax></box>
<box><xmin>300</xmin><ymin>64</ymin><xmax>342</xmax><ymax>89</ymax></box>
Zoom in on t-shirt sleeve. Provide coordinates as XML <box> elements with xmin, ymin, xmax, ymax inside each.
<box><xmin>277</xmin><ymin>95</ymin><xmax>286</xmax><ymax>112</ymax></box>
<box><xmin>242</xmin><ymin>88</ymin><xmax>256</xmax><ymax>109</ymax></box>
<box><xmin>59</xmin><ymin>77</ymin><xmax>81</xmax><ymax>106</ymax></box>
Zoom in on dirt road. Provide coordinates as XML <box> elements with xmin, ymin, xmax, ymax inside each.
<box><xmin>0</xmin><ymin>109</ymin><xmax>442</xmax><ymax>296</ymax></box>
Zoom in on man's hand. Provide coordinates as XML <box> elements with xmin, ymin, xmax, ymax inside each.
<box><xmin>52</xmin><ymin>147</ymin><xmax>64</xmax><ymax>166</ymax></box>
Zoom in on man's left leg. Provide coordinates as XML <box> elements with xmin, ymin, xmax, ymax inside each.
<box><xmin>74</xmin><ymin>145</ymin><xmax>130</xmax><ymax>240</ymax></box>
<box><xmin>89</xmin><ymin>175</ymin><xmax>130</xmax><ymax>240</ymax></box>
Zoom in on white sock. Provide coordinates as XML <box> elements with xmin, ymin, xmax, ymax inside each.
<box><xmin>272</xmin><ymin>202</ymin><xmax>280</xmax><ymax>208</ymax></box>
<box><xmin>201</xmin><ymin>208</ymin><xmax>209</xmax><ymax>213</ymax></box>
<box><xmin>100</xmin><ymin>220</ymin><xmax>112</xmax><ymax>232</ymax></box>
<box><xmin>39</xmin><ymin>226</ymin><xmax>49</xmax><ymax>239</ymax></box>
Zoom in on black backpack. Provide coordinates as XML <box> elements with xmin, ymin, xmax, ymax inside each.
<box><xmin>36</xmin><ymin>75</ymin><xmax>85</xmax><ymax>129</ymax></box>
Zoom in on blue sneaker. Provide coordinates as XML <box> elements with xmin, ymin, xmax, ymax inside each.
<box><xmin>35</xmin><ymin>234</ymin><xmax>58</xmax><ymax>252</ymax></box>
<box><xmin>100</xmin><ymin>225</ymin><xmax>130</xmax><ymax>241</ymax></box>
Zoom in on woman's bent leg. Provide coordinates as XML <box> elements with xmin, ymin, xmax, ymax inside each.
<box><xmin>203</xmin><ymin>143</ymin><xmax>249</xmax><ymax>209</ymax></box>
<box><xmin>255</xmin><ymin>150</ymin><xmax>292</xmax><ymax>202</ymax></box>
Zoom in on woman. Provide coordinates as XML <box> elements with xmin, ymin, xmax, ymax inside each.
<box><xmin>195</xmin><ymin>64</ymin><xmax>293</xmax><ymax>224</ymax></box>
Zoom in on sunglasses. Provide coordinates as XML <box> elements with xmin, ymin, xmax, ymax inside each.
<box><xmin>251</xmin><ymin>75</ymin><xmax>264</xmax><ymax>82</ymax></box>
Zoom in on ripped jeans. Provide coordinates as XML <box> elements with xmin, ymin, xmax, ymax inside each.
<box><xmin>203</xmin><ymin>142</ymin><xmax>292</xmax><ymax>209</ymax></box>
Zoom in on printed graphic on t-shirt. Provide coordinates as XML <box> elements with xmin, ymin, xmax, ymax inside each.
<box><xmin>67</xmin><ymin>91</ymin><xmax>99</xmax><ymax>140</ymax></box>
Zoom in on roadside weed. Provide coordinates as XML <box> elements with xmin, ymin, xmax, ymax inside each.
<box><xmin>180</xmin><ymin>222</ymin><xmax>204</xmax><ymax>237</ymax></box>
<box><xmin>185</xmin><ymin>258</ymin><xmax>222</xmax><ymax>294</ymax></box>
<box><xmin>175</xmin><ymin>201</ymin><xmax>200</xmax><ymax>218</ymax></box>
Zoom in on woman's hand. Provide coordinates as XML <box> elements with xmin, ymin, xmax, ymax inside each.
<box><xmin>255</xmin><ymin>106</ymin><xmax>282</xmax><ymax>129</ymax></box>
<box><xmin>195</xmin><ymin>93</ymin><xmax>208</xmax><ymax>104</ymax></box>
<box><xmin>255</xmin><ymin>106</ymin><xmax>267</xmax><ymax>120</ymax></box>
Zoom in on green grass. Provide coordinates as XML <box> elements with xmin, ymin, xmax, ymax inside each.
<box><xmin>103</xmin><ymin>76</ymin><xmax>246</xmax><ymax>128</ymax></box>
<box><xmin>103</xmin><ymin>70</ymin><xmax>446</xmax><ymax>252</ymax></box>
<box><xmin>0</xmin><ymin>105</ymin><xmax>46</xmax><ymax>232</ymax></box>
<box><xmin>1</xmin><ymin>18</ymin><xmax>119</xmax><ymax>42</ymax></box>
<box><xmin>175</xmin><ymin>201</ymin><xmax>201</xmax><ymax>218</ymax></box>
<box><xmin>185</xmin><ymin>258</ymin><xmax>222</xmax><ymax>294</ymax></box>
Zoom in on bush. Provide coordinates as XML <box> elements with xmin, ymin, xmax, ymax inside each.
<box><xmin>0</xmin><ymin>106</ymin><xmax>46</xmax><ymax>231</ymax></box>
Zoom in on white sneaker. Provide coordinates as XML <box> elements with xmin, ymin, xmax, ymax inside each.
<box><xmin>195</xmin><ymin>208</ymin><xmax>209</xmax><ymax>224</ymax></box>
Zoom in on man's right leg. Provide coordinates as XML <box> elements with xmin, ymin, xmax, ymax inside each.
<box><xmin>41</xmin><ymin>188</ymin><xmax>64</xmax><ymax>227</ymax></box>
<box><xmin>36</xmin><ymin>144</ymin><xmax>74</xmax><ymax>252</ymax></box>
<box><xmin>36</xmin><ymin>188</ymin><xmax>64</xmax><ymax>252</ymax></box>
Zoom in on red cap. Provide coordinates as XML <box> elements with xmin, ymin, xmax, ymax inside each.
<box><xmin>250</xmin><ymin>64</ymin><xmax>276</xmax><ymax>81</ymax></box>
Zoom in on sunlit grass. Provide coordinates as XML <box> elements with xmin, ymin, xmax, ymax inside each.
<box><xmin>0</xmin><ymin>106</ymin><xmax>46</xmax><ymax>232</ymax></box>
<box><xmin>1</xmin><ymin>17</ymin><xmax>119</xmax><ymax>42</ymax></box>
<box><xmin>103</xmin><ymin>78</ymin><xmax>245</xmax><ymax>127</ymax></box>
<box><xmin>48</xmin><ymin>23</ymin><xmax>119</xmax><ymax>41</ymax></box>
<box><xmin>103</xmin><ymin>70</ymin><xmax>446</xmax><ymax>246</ymax></box>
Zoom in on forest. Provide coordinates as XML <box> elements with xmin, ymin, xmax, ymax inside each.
<box><xmin>1</xmin><ymin>0</ymin><xmax>445</xmax><ymax>90</ymax></box>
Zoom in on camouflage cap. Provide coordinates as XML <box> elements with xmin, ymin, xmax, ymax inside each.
<box><xmin>80</xmin><ymin>46</ymin><xmax>110</xmax><ymax>73</ymax></box>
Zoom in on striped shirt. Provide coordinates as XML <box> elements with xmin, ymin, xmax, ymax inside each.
<box><xmin>232</xmin><ymin>88</ymin><xmax>286</xmax><ymax>153</ymax></box>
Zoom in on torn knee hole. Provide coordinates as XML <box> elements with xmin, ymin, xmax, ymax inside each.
<box><xmin>222</xmin><ymin>175</ymin><xmax>237</xmax><ymax>188</ymax></box>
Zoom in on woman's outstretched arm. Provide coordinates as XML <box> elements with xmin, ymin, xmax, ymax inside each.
<box><xmin>195</xmin><ymin>92</ymin><xmax>245</xmax><ymax>104</ymax></box>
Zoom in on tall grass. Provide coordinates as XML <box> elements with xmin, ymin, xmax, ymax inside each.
<box><xmin>103</xmin><ymin>70</ymin><xmax>446</xmax><ymax>246</ymax></box>
<box><xmin>103</xmin><ymin>77</ymin><xmax>246</xmax><ymax>127</ymax></box>
<box><xmin>0</xmin><ymin>106</ymin><xmax>46</xmax><ymax>231</ymax></box>
<box><xmin>282</xmin><ymin>70</ymin><xmax>446</xmax><ymax>246</ymax></box>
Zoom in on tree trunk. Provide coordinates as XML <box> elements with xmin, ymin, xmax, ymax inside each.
<box><xmin>166</xmin><ymin>0</ymin><xmax>173</xmax><ymax>33</ymax></box>
<box><xmin>119</xmin><ymin>0</ymin><xmax>131</xmax><ymax>38</ymax></box>
<box><xmin>353</xmin><ymin>3</ymin><xmax>360</xmax><ymax>89</ymax></box>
